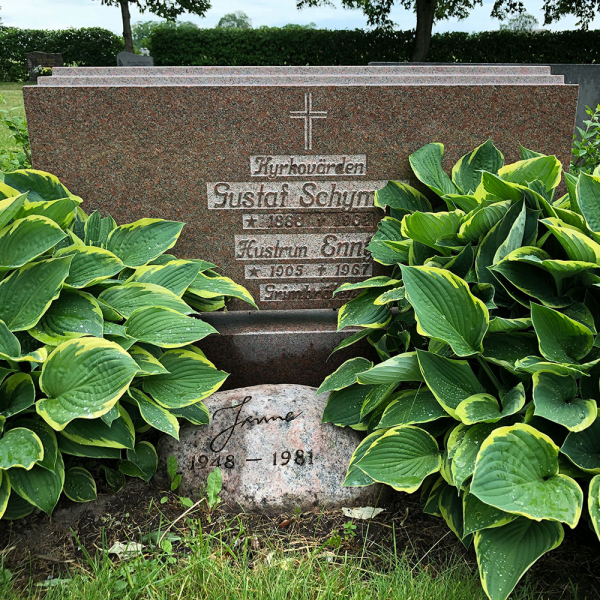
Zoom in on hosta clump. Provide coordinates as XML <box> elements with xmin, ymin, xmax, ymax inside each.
<box><xmin>0</xmin><ymin>168</ymin><xmax>255</xmax><ymax>520</ymax></box>
<box><xmin>321</xmin><ymin>140</ymin><xmax>600</xmax><ymax>600</ymax></box>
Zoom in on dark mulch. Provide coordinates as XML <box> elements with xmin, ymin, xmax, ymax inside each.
<box><xmin>0</xmin><ymin>480</ymin><xmax>598</xmax><ymax>599</ymax></box>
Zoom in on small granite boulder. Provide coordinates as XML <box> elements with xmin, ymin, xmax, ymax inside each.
<box><xmin>155</xmin><ymin>384</ymin><xmax>383</xmax><ymax>513</ymax></box>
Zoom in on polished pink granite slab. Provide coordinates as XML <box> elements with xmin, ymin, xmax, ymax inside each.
<box><xmin>24</xmin><ymin>70</ymin><xmax>578</xmax><ymax>311</ymax></box>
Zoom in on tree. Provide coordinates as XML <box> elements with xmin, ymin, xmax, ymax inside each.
<box><xmin>217</xmin><ymin>11</ymin><xmax>252</xmax><ymax>29</ymax></box>
<box><xmin>499</xmin><ymin>12</ymin><xmax>538</xmax><ymax>31</ymax></box>
<box><xmin>493</xmin><ymin>0</ymin><xmax>600</xmax><ymax>31</ymax></box>
<box><xmin>132</xmin><ymin>19</ymin><xmax>198</xmax><ymax>50</ymax></box>
<box><xmin>98</xmin><ymin>0</ymin><xmax>210</xmax><ymax>53</ymax></box>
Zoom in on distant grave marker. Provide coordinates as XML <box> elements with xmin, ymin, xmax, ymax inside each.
<box><xmin>116</xmin><ymin>51</ymin><xmax>154</xmax><ymax>67</ymax></box>
<box><xmin>26</xmin><ymin>51</ymin><xmax>63</xmax><ymax>81</ymax></box>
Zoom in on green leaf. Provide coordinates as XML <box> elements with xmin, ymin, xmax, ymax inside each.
<box><xmin>337</xmin><ymin>288</ymin><xmax>392</xmax><ymax>331</ymax></box>
<box><xmin>12</xmin><ymin>419</ymin><xmax>58</xmax><ymax>472</ymax></box>
<box><xmin>61</xmin><ymin>405</ymin><xmax>135</xmax><ymax>449</ymax></box>
<box><xmin>37</xmin><ymin>338</ymin><xmax>139</xmax><ymax>431</ymax></box>
<box><xmin>106</xmin><ymin>219</ymin><xmax>184</xmax><ymax>268</ymax></box>
<box><xmin>533</xmin><ymin>371</ymin><xmax>596</xmax><ymax>432</ymax></box>
<box><xmin>588</xmin><ymin>475</ymin><xmax>600</xmax><ymax>541</ymax></box>
<box><xmin>403</xmin><ymin>266</ymin><xmax>488</xmax><ymax>356</ymax></box>
<box><xmin>322</xmin><ymin>383</ymin><xmax>371</xmax><ymax>426</ymax></box>
<box><xmin>0</xmin><ymin>216</ymin><xmax>65</xmax><ymax>270</ymax></box>
<box><xmin>16</xmin><ymin>197</ymin><xmax>80</xmax><ymax>229</ymax></box>
<box><xmin>377</xmin><ymin>388</ymin><xmax>448</xmax><ymax>427</ymax></box>
<box><xmin>374</xmin><ymin>181</ymin><xmax>431</xmax><ymax>212</ymax></box>
<box><xmin>541</xmin><ymin>217</ymin><xmax>600</xmax><ymax>263</ymax></box>
<box><xmin>58</xmin><ymin>434</ymin><xmax>121</xmax><ymax>459</ymax></box>
<box><xmin>498</xmin><ymin>155</ymin><xmax>562</xmax><ymax>192</ymax></box>
<box><xmin>186</xmin><ymin>272</ymin><xmax>257</xmax><ymax>308</ymax></box>
<box><xmin>1</xmin><ymin>491</ymin><xmax>34</xmax><ymax>520</ymax></box>
<box><xmin>0</xmin><ymin>194</ymin><xmax>26</xmax><ymax>229</ymax></box>
<box><xmin>119</xmin><ymin>441</ymin><xmax>158</xmax><ymax>482</ymax></box>
<box><xmin>100</xmin><ymin>466</ymin><xmax>125</xmax><ymax>492</ymax></box>
<box><xmin>0</xmin><ymin>471</ymin><xmax>10</xmax><ymax>519</ymax></box>
<box><xmin>417</xmin><ymin>350</ymin><xmax>485</xmax><ymax>418</ymax></box>
<box><xmin>334</xmin><ymin>276</ymin><xmax>399</xmax><ymax>295</ymax></box>
<box><xmin>8</xmin><ymin>452</ymin><xmax>65</xmax><ymax>515</ymax></box>
<box><xmin>29</xmin><ymin>290</ymin><xmax>104</xmax><ymax>345</ymax></box>
<box><xmin>487</xmin><ymin>317</ymin><xmax>532</xmax><ymax>333</ymax></box>
<box><xmin>56</xmin><ymin>245</ymin><xmax>124</xmax><ymax>289</ymax></box>
<box><xmin>452</xmin><ymin>139</ymin><xmax>504</xmax><ymax>194</ymax></box>
<box><xmin>344</xmin><ymin>430</ymin><xmax>385</xmax><ymax>487</ymax></box>
<box><xmin>128</xmin><ymin>345</ymin><xmax>169</xmax><ymax>376</ymax></box>
<box><xmin>482</xmin><ymin>332</ymin><xmax>540</xmax><ymax>372</ymax></box>
<box><xmin>471</xmin><ymin>424</ymin><xmax>583</xmax><ymax>527</ymax></box>
<box><xmin>143</xmin><ymin>349</ymin><xmax>228</xmax><ymax>409</ymax></box>
<box><xmin>458</xmin><ymin>201</ymin><xmax>511</xmax><ymax>244</ymax></box>
<box><xmin>126</xmin><ymin>260</ymin><xmax>201</xmax><ymax>296</ymax></box>
<box><xmin>0</xmin><ymin>428</ymin><xmax>43</xmax><ymax>470</ymax></box>
<box><xmin>367</xmin><ymin>217</ymin><xmax>409</xmax><ymax>266</ymax></box>
<box><xmin>451</xmin><ymin>423</ymin><xmax>496</xmax><ymax>489</ymax></box>
<box><xmin>0</xmin><ymin>257</ymin><xmax>71</xmax><ymax>331</ymax></box>
<box><xmin>168</xmin><ymin>402</ymin><xmax>209</xmax><ymax>426</ymax></box>
<box><xmin>355</xmin><ymin>425</ymin><xmax>441</xmax><ymax>492</ymax></box>
<box><xmin>531</xmin><ymin>303</ymin><xmax>594</xmax><ymax>364</ymax></box>
<box><xmin>125</xmin><ymin>307</ymin><xmax>218</xmax><ymax>348</ymax></box>
<box><xmin>576</xmin><ymin>172</ymin><xmax>600</xmax><ymax>233</ymax></box>
<box><xmin>328</xmin><ymin>328</ymin><xmax>374</xmax><ymax>357</ymax></box>
<box><xmin>409</xmin><ymin>143</ymin><xmax>460</xmax><ymax>196</ymax></box>
<box><xmin>127</xmin><ymin>388</ymin><xmax>179</xmax><ymax>440</ymax></box>
<box><xmin>401</xmin><ymin>211</ymin><xmax>462</xmax><ymax>252</ymax></box>
<box><xmin>374</xmin><ymin>286</ymin><xmax>407</xmax><ymax>306</ymax></box>
<box><xmin>3</xmin><ymin>169</ymin><xmax>73</xmax><ymax>201</ymax></box>
<box><xmin>316</xmin><ymin>357</ymin><xmax>373</xmax><ymax>395</ymax></box>
<box><xmin>99</xmin><ymin>282</ymin><xmax>194</xmax><ymax>318</ymax></box>
<box><xmin>356</xmin><ymin>352</ymin><xmax>422</xmax><ymax>385</ymax></box>
<box><xmin>463</xmin><ymin>493</ymin><xmax>517</xmax><ymax>537</ymax></box>
<box><xmin>0</xmin><ymin>373</ymin><xmax>34</xmax><ymax>419</ymax></box>
<box><xmin>561</xmin><ymin>417</ymin><xmax>600</xmax><ymax>472</ymax></box>
<box><xmin>455</xmin><ymin>383</ymin><xmax>525</xmax><ymax>425</ymax></box>
<box><xmin>475</xmin><ymin>518</ymin><xmax>563</xmax><ymax>600</ymax></box>
<box><xmin>84</xmin><ymin>210</ymin><xmax>116</xmax><ymax>247</ymax></box>
<box><xmin>64</xmin><ymin>467</ymin><xmax>97</xmax><ymax>503</ymax></box>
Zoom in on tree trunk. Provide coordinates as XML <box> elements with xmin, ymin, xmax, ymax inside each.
<box><xmin>119</xmin><ymin>0</ymin><xmax>134</xmax><ymax>53</ymax></box>
<box><xmin>411</xmin><ymin>0</ymin><xmax>437</xmax><ymax>62</ymax></box>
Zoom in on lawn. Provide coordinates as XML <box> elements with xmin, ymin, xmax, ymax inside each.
<box><xmin>0</xmin><ymin>82</ymin><xmax>26</xmax><ymax>152</ymax></box>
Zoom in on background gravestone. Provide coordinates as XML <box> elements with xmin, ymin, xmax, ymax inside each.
<box><xmin>156</xmin><ymin>384</ymin><xmax>384</xmax><ymax>513</ymax></box>
<box><xmin>23</xmin><ymin>66</ymin><xmax>578</xmax><ymax>386</ymax></box>
<box><xmin>116</xmin><ymin>51</ymin><xmax>154</xmax><ymax>67</ymax></box>
<box><xmin>26</xmin><ymin>51</ymin><xmax>63</xmax><ymax>82</ymax></box>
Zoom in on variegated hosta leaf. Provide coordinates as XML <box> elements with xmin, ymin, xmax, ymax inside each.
<box><xmin>0</xmin><ymin>320</ymin><xmax>46</xmax><ymax>363</ymax></box>
<box><xmin>0</xmin><ymin>471</ymin><xmax>10</xmax><ymax>519</ymax></box>
<box><xmin>29</xmin><ymin>290</ymin><xmax>104</xmax><ymax>345</ymax></box>
<box><xmin>16</xmin><ymin>197</ymin><xmax>81</xmax><ymax>229</ymax></box>
<box><xmin>0</xmin><ymin>194</ymin><xmax>27</xmax><ymax>229</ymax></box>
<box><xmin>13</xmin><ymin>419</ymin><xmax>58</xmax><ymax>472</ymax></box>
<box><xmin>455</xmin><ymin>383</ymin><xmax>525</xmax><ymax>425</ymax></box>
<box><xmin>462</xmin><ymin>493</ymin><xmax>517</xmax><ymax>537</ymax></box>
<box><xmin>532</xmin><ymin>371</ymin><xmax>596</xmax><ymax>432</ymax></box>
<box><xmin>119</xmin><ymin>441</ymin><xmax>158</xmax><ymax>482</ymax></box>
<box><xmin>334</xmin><ymin>276</ymin><xmax>400</xmax><ymax>295</ymax></box>
<box><xmin>58</xmin><ymin>434</ymin><xmax>121</xmax><ymax>459</ymax></box>
<box><xmin>2</xmin><ymin>493</ymin><xmax>34</xmax><ymax>520</ymax></box>
<box><xmin>55</xmin><ymin>245</ymin><xmax>125</xmax><ymax>288</ymax></box>
<box><xmin>125</xmin><ymin>260</ymin><xmax>200</xmax><ymax>296</ymax></box>
<box><xmin>588</xmin><ymin>475</ymin><xmax>600</xmax><ymax>541</ymax></box>
<box><xmin>401</xmin><ymin>211</ymin><xmax>462</xmax><ymax>252</ymax></box>
<box><xmin>106</xmin><ymin>219</ymin><xmax>184</xmax><ymax>268</ymax></box>
<box><xmin>417</xmin><ymin>350</ymin><xmax>485</xmax><ymax>419</ymax></box>
<box><xmin>374</xmin><ymin>180</ymin><xmax>431</xmax><ymax>212</ymax></box>
<box><xmin>498</xmin><ymin>155</ymin><xmax>562</xmax><ymax>192</ymax></box>
<box><xmin>186</xmin><ymin>271</ymin><xmax>257</xmax><ymax>308</ymax></box>
<box><xmin>8</xmin><ymin>452</ymin><xmax>65</xmax><ymax>515</ymax></box>
<box><xmin>376</xmin><ymin>388</ymin><xmax>448</xmax><ymax>428</ymax></box>
<box><xmin>356</xmin><ymin>352</ymin><xmax>422</xmax><ymax>385</ymax></box>
<box><xmin>475</xmin><ymin>518</ymin><xmax>564</xmax><ymax>600</ymax></box>
<box><xmin>3</xmin><ymin>169</ymin><xmax>74</xmax><ymax>201</ymax></box>
<box><xmin>125</xmin><ymin>307</ymin><xmax>218</xmax><ymax>347</ymax></box>
<box><xmin>316</xmin><ymin>357</ymin><xmax>373</xmax><ymax>395</ymax></box>
<box><xmin>541</xmin><ymin>217</ymin><xmax>600</xmax><ymax>263</ymax></box>
<box><xmin>355</xmin><ymin>425</ymin><xmax>441</xmax><ymax>492</ymax></box>
<box><xmin>576</xmin><ymin>172</ymin><xmax>600</xmax><ymax>233</ymax></box>
<box><xmin>127</xmin><ymin>387</ymin><xmax>180</xmax><ymax>440</ymax></box>
<box><xmin>99</xmin><ymin>282</ymin><xmax>195</xmax><ymax>318</ymax></box>
<box><xmin>452</xmin><ymin>139</ymin><xmax>504</xmax><ymax>194</ymax></box>
<box><xmin>0</xmin><ymin>256</ymin><xmax>71</xmax><ymax>331</ymax></box>
<box><xmin>37</xmin><ymin>338</ymin><xmax>139</xmax><ymax>431</ymax></box>
<box><xmin>366</xmin><ymin>217</ymin><xmax>408</xmax><ymax>265</ymax></box>
<box><xmin>0</xmin><ymin>216</ymin><xmax>65</xmax><ymax>270</ymax></box>
<box><xmin>169</xmin><ymin>402</ymin><xmax>209</xmax><ymax>426</ymax></box>
<box><xmin>64</xmin><ymin>467</ymin><xmax>97</xmax><ymax>503</ymax></box>
<box><xmin>343</xmin><ymin>430</ymin><xmax>385</xmax><ymax>487</ymax></box>
<box><xmin>84</xmin><ymin>210</ymin><xmax>116</xmax><ymax>247</ymax></box>
<box><xmin>409</xmin><ymin>143</ymin><xmax>460</xmax><ymax>197</ymax></box>
<box><xmin>561</xmin><ymin>416</ymin><xmax>600</xmax><ymax>472</ymax></box>
<box><xmin>0</xmin><ymin>427</ymin><xmax>43</xmax><ymax>470</ymax></box>
<box><xmin>128</xmin><ymin>345</ymin><xmax>169</xmax><ymax>376</ymax></box>
<box><xmin>451</xmin><ymin>423</ymin><xmax>496</xmax><ymax>490</ymax></box>
<box><xmin>143</xmin><ymin>349</ymin><xmax>228</xmax><ymax>409</ymax></box>
<box><xmin>337</xmin><ymin>288</ymin><xmax>392</xmax><ymax>330</ymax></box>
<box><xmin>0</xmin><ymin>373</ymin><xmax>35</xmax><ymax>419</ymax></box>
<box><xmin>458</xmin><ymin>201</ymin><xmax>511</xmax><ymax>243</ymax></box>
<box><xmin>402</xmin><ymin>266</ymin><xmax>488</xmax><ymax>356</ymax></box>
<box><xmin>61</xmin><ymin>405</ymin><xmax>135</xmax><ymax>449</ymax></box>
<box><xmin>470</xmin><ymin>424</ymin><xmax>583</xmax><ymax>528</ymax></box>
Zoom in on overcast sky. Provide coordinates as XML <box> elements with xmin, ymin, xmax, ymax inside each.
<box><xmin>2</xmin><ymin>0</ymin><xmax>598</xmax><ymax>33</ymax></box>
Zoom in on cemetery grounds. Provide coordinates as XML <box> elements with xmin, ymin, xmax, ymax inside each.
<box><xmin>0</xmin><ymin>82</ymin><xmax>598</xmax><ymax>600</ymax></box>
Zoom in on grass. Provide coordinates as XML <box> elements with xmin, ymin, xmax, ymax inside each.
<box><xmin>0</xmin><ymin>517</ymin><xmax>542</xmax><ymax>600</ymax></box>
<box><xmin>0</xmin><ymin>82</ymin><xmax>26</xmax><ymax>152</ymax></box>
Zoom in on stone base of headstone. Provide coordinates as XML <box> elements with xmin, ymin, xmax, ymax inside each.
<box><xmin>155</xmin><ymin>384</ymin><xmax>386</xmax><ymax>513</ymax></box>
<box><xmin>198</xmin><ymin>309</ymin><xmax>378</xmax><ymax>389</ymax></box>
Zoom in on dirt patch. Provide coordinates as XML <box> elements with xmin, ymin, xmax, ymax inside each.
<box><xmin>0</xmin><ymin>480</ymin><xmax>599</xmax><ymax>599</ymax></box>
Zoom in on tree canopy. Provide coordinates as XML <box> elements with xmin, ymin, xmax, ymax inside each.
<box><xmin>217</xmin><ymin>11</ymin><xmax>252</xmax><ymax>29</ymax></box>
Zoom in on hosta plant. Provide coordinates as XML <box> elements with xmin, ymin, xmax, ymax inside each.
<box><xmin>320</xmin><ymin>141</ymin><xmax>600</xmax><ymax>600</ymax></box>
<box><xmin>0</xmin><ymin>168</ymin><xmax>255</xmax><ymax>520</ymax></box>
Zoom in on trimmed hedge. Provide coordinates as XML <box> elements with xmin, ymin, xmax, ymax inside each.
<box><xmin>148</xmin><ymin>27</ymin><xmax>600</xmax><ymax>66</ymax></box>
<box><xmin>0</xmin><ymin>27</ymin><xmax>124</xmax><ymax>82</ymax></box>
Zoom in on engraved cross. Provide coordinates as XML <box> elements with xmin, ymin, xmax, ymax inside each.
<box><xmin>290</xmin><ymin>93</ymin><xmax>327</xmax><ymax>151</ymax></box>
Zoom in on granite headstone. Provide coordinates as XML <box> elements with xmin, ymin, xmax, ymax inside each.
<box><xmin>116</xmin><ymin>51</ymin><xmax>154</xmax><ymax>67</ymax></box>
<box><xmin>26</xmin><ymin>51</ymin><xmax>63</xmax><ymax>81</ymax></box>
<box><xmin>155</xmin><ymin>384</ymin><xmax>384</xmax><ymax>513</ymax></box>
<box><xmin>23</xmin><ymin>66</ymin><xmax>578</xmax><ymax>386</ymax></box>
